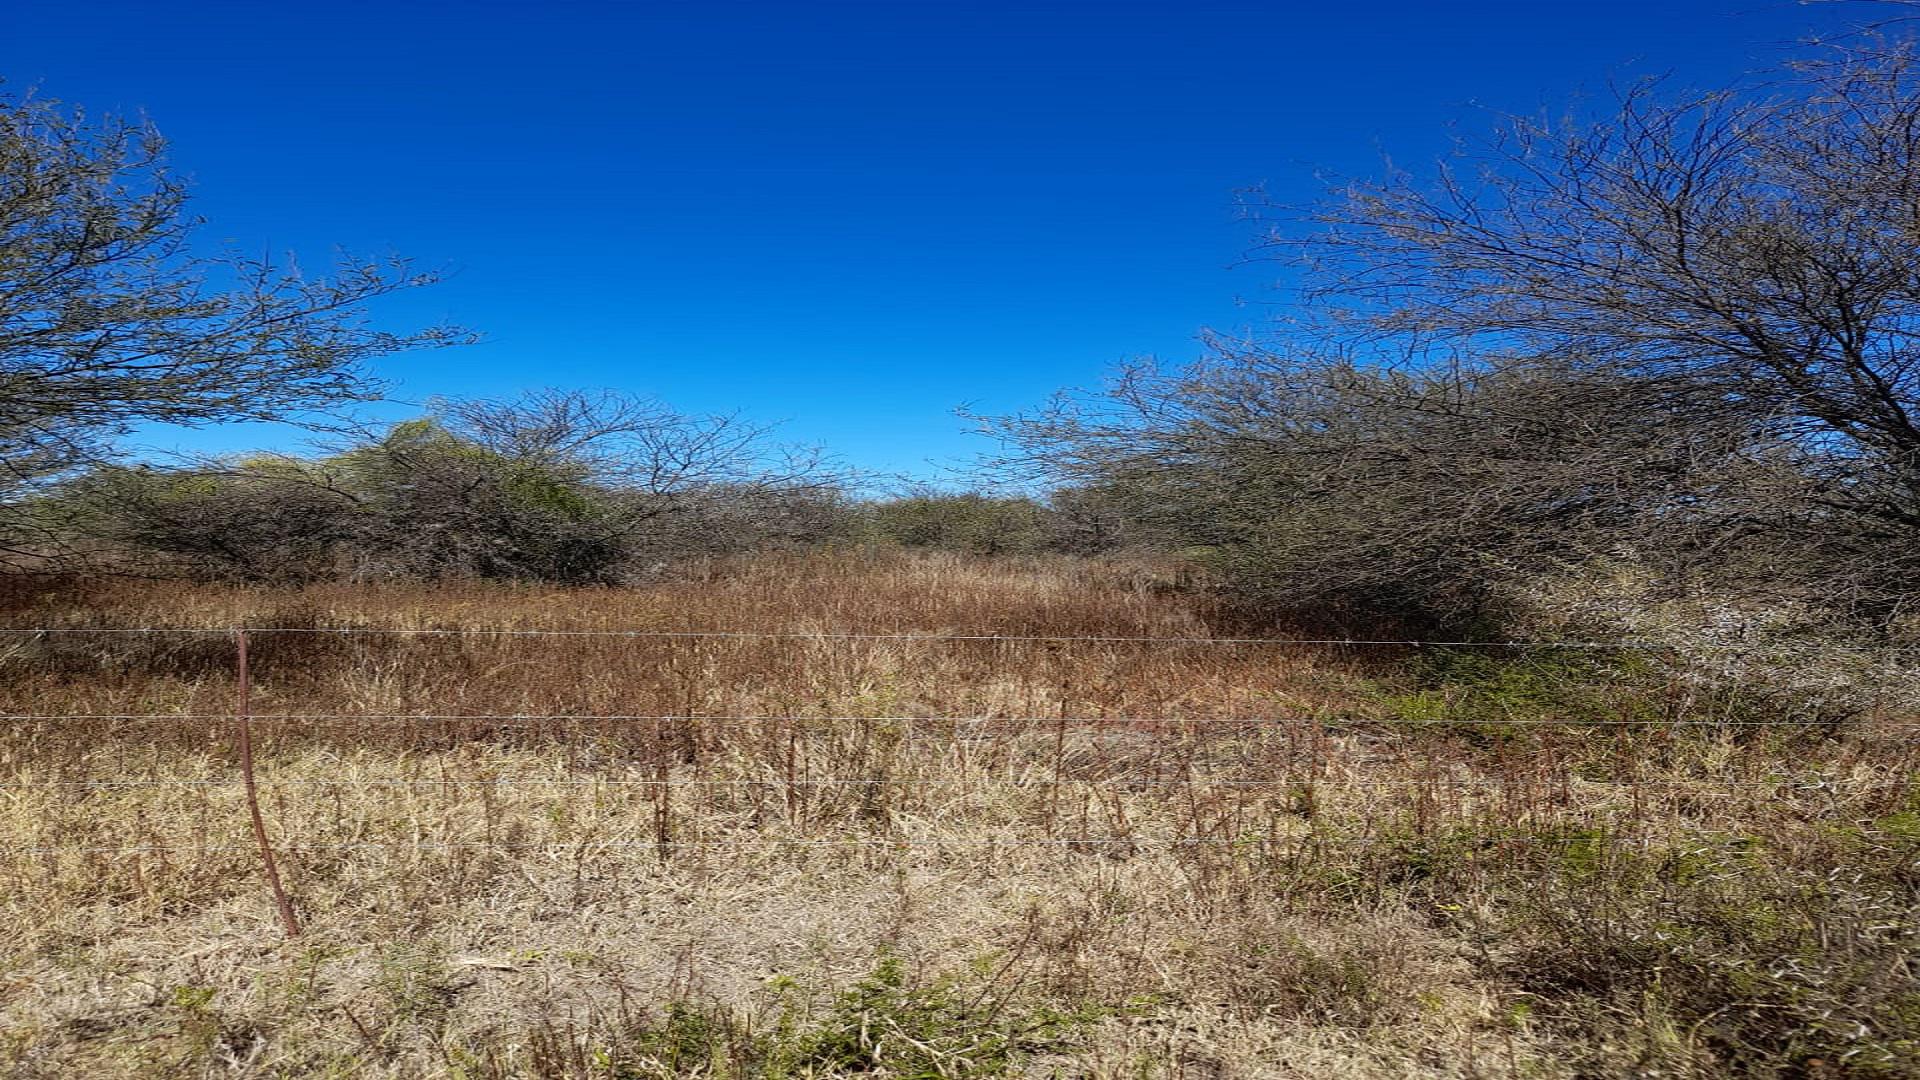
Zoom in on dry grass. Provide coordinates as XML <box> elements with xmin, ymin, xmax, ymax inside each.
<box><xmin>0</xmin><ymin>551</ymin><xmax>1915</xmax><ymax>1078</ymax></box>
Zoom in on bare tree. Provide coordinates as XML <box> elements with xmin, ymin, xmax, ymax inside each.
<box><xmin>984</xmin><ymin>37</ymin><xmax>1920</xmax><ymax>629</ymax></box>
<box><xmin>990</xmin><ymin>28</ymin><xmax>1920</xmax><ymax>628</ymax></box>
<box><xmin>434</xmin><ymin>389</ymin><xmax>825</xmax><ymax>496</ymax></box>
<box><xmin>0</xmin><ymin>89</ymin><xmax>469</xmax><ymax>557</ymax></box>
<box><xmin>987</xmin><ymin>342</ymin><xmax>1781</xmax><ymax>629</ymax></box>
<box><xmin>1262</xmin><ymin>46</ymin><xmax>1920</xmax><ymax>551</ymax></box>
<box><xmin>432</xmin><ymin>389</ymin><xmax>843</xmax><ymax>565</ymax></box>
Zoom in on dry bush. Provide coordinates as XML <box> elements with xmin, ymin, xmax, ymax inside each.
<box><xmin>1517</xmin><ymin>565</ymin><xmax>1920</xmax><ymax>726</ymax></box>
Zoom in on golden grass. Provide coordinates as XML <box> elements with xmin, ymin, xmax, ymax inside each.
<box><xmin>0</xmin><ymin>551</ymin><xmax>1914</xmax><ymax>1077</ymax></box>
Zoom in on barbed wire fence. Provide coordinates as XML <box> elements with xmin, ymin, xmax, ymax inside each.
<box><xmin>2</xmin><ymin>624</ymin><xmax>1915</xmax><ymax>938</ymax></box>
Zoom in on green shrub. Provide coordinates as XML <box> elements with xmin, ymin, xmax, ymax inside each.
<box><xmin>1368</xmin><ymin>647</ymin><xmax>1657</xmax><ymax>732</ymax></box>
<box><xmin>860</xmin><ymin>494</ymin><xmax>1055</xmax><ymax>556</ymax></box>
<box><xmin>538</xmin><ymin>953</ymin><xmax>1105</xmax><ymax>1079</ymax></box>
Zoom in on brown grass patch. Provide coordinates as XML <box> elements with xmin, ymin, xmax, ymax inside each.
<box><xmin>0</xmin><ymin>551</ymin><xmax>1914</xmax><ymax>1078</ymax></box>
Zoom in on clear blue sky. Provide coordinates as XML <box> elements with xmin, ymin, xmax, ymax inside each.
<box><xmin>2</xmin><ymin>0</ymin><xmax>1865</xmax><ymax>481</ymax></box>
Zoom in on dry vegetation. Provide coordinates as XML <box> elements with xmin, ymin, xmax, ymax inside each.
<box><xmin>0</xmin><ymin>551</ymin><xmax>1916</xmax><ymax>1078</ymax></box>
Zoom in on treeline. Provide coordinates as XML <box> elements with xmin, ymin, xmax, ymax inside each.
<box><xmin>23</xmin><ymin>389</ymin><xmax>1128</xmax><ymax>583</ymax></box>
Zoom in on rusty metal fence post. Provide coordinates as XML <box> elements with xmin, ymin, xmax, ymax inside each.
<box><xmin>237</xmin><ymin>628</ymin><xmax>301</xmax><ymax>938</ymax></box>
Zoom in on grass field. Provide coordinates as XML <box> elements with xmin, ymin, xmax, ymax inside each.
<box><xmin>0</xmin><ymin>551</ymin><xmax>1915</xmax><ymax>1078</ymax></box>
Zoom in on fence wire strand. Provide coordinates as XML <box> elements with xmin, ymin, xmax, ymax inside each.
<box><xmin>0</xmin><ymin>712</ymin><xmax>1886</xmax><ymax>728</ymax></box>
<box><xmin>2</xmin><ymin>776</ymin><xmax>1900</xmax><ymax>789</ymax></box>
<box><xmin>5</xmin><ymin>834</ymin><xmax>1672</xmax><ymax>856</ymax></box>
<box><xmin>2</xmin><ymin>623</ymin><xmax>1912</xmax><ymax>865</ymax></box>
<box><xmin>0</xmin><ymin>624</ymin><xmax>1911</xmax><ymax>652</ymax></box>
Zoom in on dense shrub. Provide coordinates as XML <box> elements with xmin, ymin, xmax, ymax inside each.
<box><xmin>858</xmin><ymin>492</ymin><xmax>1056</xmax><ymax>556</ymax></box>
